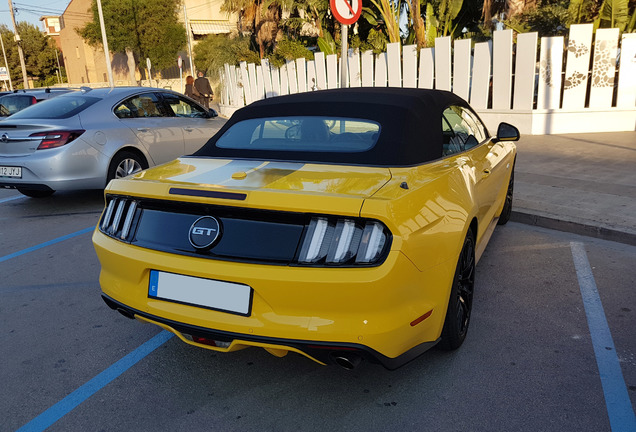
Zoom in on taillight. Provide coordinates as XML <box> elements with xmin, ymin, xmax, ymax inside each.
<box><xmin>298</xmin><ymin>217</ymin><xmax>390</xmax><ymax>266</ymax></box>
<box><xmin>100</xmin><ymin>197</ymin><xmax>139</xmax><ymax>241</ymax></box>
<box><xmin>31</xmin><ymin>130</ymin><xmax>85</xmax><ymax>150</ymax></box>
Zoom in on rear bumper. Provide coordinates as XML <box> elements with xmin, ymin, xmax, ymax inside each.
<box><xmin>0</xmin><ymin>138</ymin><xmax>106</xmax><ymax>191</ymax></box>
<box><xmin>94</xmin><ymin>230</ymin><xmax>457</xmax><ymax>368</ymax></box>
<box><xmin>102</xmin><ymin>294</ymin><xmax>440</xmax><ymax>369</ymax></box>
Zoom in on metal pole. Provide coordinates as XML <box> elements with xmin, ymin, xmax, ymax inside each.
<box><xmin>183</xmin><ymin>3</ymin><xmax>195</xmax><ymax>75</ymax></box>
<box><xmin>0</xmin><ymin>31</ymin><xmax>13</xmax><ymax>90</ymax></box>
<box><xmin>96</xmin><ymin>0</ymin><xmax>114</xmax><ymax>88</ymax></box>
<box><xmin>7</xmin><ymin>0</ymin><xmax>28</xmax><ymax>89</ymax></box>
<box><xmin>55</xmin><ymin>49</ymin><xmax>64</xmax><ymax>83</ymax></box>
<box><xmin>340</xmin><ymin>24</ymin><xmax>348</xmax><ymax>88</ymax></box>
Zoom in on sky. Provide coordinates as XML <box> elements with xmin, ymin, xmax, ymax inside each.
<box><xmin>0</xmin><ymin>0</ymin><xmax>71</xmax><ymax>30</ymax></box>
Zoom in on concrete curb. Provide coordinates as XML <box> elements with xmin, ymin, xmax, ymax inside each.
<box><xmin>511</xmin><ymin>210</ymin><xmax>636</xmax><ymax>247</ymax></box>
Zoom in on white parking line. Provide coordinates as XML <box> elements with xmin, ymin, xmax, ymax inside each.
<box><xmin>570</xmin><ymin>242</ymin><xmax>636</xmax><ymax>431</ymax></box>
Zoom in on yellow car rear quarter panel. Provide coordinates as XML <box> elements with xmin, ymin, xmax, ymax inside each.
<box><xmin>366</xmin><ymin>160</ymin><xmax>476</xmax><ymax>271</ymax></box>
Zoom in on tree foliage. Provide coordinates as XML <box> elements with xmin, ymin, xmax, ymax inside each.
<box><xmin>267</xmin><ymin>38</ymin><xmax>314</xmax><ymax>67</ymax></box>
<box><xmin>189</xmin><ymin>0</ymin><xmax>635</xmax><ymax>83</ymax></box>
<box><xmin>0</xmin><ymin>23</ymin><xmax>59</xmax><ymax>88</ymax></box>
<box><xmin>79</xmin><ymin>0</ymin><xmax>186</xmax><ymax>71</ymax></box>
<box><xmin>504</xmin><ymin>1</ymin><xmax>571</xmax><ymax>35</ymax></box>
<box><xmin>504</xmin><ymin>0</ymin><xmax>635</xmax><ymax>36</ymax></box>
<box><xmin>222</xmin><ymin>0</ymin><xmax>283</xmax><ymax>58</ymax></box>
<box><xmin>367</xmin><ymin>0</ymin><xmax>405</xmax><ymax>43</ymax></box>
<box><xmin>193</xmin><ymin>34</ymin><xmax>260</xmax><ymax>79</ymax></box>
<box><xmin>596</xmin><ymin>0</ymin><xmax>632</xmax><ymax>30</ymax></box>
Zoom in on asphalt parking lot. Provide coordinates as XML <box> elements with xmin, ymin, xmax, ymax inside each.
<box><xmin>1</xmin><ymin>184</ymin><xmax>635</xmax><ymax>432</ymax></box>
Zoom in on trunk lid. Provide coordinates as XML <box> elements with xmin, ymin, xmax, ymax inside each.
<box><xmin>109</xmin><ymin>157</ymin><xmax>393</xmax><ymax>216</ymax></box>
<box><xmin>0</xmin><ymin>118</ymin><xmax>83</xmax><ymax>157</ymax></box>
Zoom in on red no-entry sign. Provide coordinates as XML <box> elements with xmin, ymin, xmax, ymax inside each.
<box><xmin>330</xmin><ymin>0</ymin><xmax>362</xmax><ymax>25</ymax></box>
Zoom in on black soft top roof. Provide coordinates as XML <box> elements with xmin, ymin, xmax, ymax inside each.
<box><xmin>194</xmin><ymin>87</ymin><xmax>471</xmax><ymax>166</ymax></box>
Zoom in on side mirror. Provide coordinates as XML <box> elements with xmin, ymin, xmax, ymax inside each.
<box><xmin>495</xmin><ymin>122</ymin><xmax>520</xmax><ymax>142</ymax></box>
<box><xmin>208</xmin><ymin>108</ymin><xmax>218</xmax><ymax>118</ymax></box>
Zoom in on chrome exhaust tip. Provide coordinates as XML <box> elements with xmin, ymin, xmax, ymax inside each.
<box><xmin>331</xmin><ymin>353</ymin><xmax>362</xmax><ymax>370</ymax></box>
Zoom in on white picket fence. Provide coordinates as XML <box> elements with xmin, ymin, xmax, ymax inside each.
<box><xmin>219</xmin><ymin>25</ymin><xmax>636</xmax><ymax>135</ymax></box>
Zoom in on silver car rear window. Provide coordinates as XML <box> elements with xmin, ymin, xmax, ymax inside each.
<box><xmin>215</xmin><ymin>117</ymin><xmax>380</xmax><ymax>153</ymax></box>
<box><xmin>7</xmin><ymin>95</ymin><xmax>100</xmax><ymax>120</ymax></box>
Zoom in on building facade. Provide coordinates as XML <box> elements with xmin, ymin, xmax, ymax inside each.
<box><xmin>58</xmin><ymin>0</ymin><xmax>130</xmax><ymax>85</ymax></box>
<box><xmin>58</xmin><ymin>0</ymin><xmax>238</xmax><ymax>87</ymax></box>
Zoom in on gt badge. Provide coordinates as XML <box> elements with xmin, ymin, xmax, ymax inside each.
<box><xmin>189</xmin><ymin>216</ymin><xmax>221</xmax><ymax>250</ymax></box>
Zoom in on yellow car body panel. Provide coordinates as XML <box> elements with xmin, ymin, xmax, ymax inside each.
<box><xmin>94</xmin><ymin>140</ymin><xmax>515</xmax><ymax>364</ymax></box>
<box><xmin>94</xmin><ymin>231</ymin><xmax>456</xmax><ymax>359</ymax></box>
<box><xmin>93</xmin><ymin>88</ymin><xmax>518</xmax><ymax>369</ymax></box>
<box><xmin>116</xmin><ymin>158</ymin><xmax>392</xmax><ymax>217</ymax></box>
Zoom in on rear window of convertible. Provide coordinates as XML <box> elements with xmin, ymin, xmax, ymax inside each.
<box><xmin>215</xmin><ymin>117</ymin><xmax>381</xmax><ymax>153</ymax></box>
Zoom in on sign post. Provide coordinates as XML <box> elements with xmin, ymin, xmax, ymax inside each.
<box><xmin>330</xmin><ymin>0</ymin><xmax>362</xmax><ymax>88</ymax></box>
<box><xmin>178</xmin><ymin>56</ymin><xmax>183</xmax><ymax>93</ymax></box>
<box><xmin>0</xmin><ymin>33</ymin><xmax>12</xmax><ymax>91</ymax></box>
<box><xmin>146</xmin><ymin>57</ymin><xmax>152</xmax><ymax>86</ymax></box>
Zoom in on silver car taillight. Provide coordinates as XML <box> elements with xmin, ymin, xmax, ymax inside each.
<box><xmin>100</xmin><ymin>197</ymin><xmax>138</xmax><ymax>241</ymax></box>
<box><xmin>298</xmin><ymin>217</ymin><xmax>389</xmax><ymax>266</ymax></box>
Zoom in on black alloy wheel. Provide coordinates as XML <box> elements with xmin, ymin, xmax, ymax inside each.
<box><xmin>439</xmin><ymin>229</ymin><xmax>475</xmax><ymax>350</ymax></box>
<box><xmin>497</xmin><ymin>167</ymin><xmax>514</xmax><ymax>225</ymax></box>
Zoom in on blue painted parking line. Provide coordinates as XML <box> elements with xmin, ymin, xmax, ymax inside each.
<box><xmin>16</xmin><ymin>330</ymin><xmax>175</xmax><ymax>432</ymax></box>
<box><xmin>0</xmin><ymin>227</ymin><xmax>94</xmax><ymax>264</ymax></box>
<box><xmin>0</xmin><ymin>195</ymin><xmax>24</xmax><ymax>204</ymax></box>
<box><xmin>571</xmin><ymin>242</ymin><xmax>636</xmax><ymax>432</ymax></box>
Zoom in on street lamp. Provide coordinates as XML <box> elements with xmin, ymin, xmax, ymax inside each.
<box><xmin>96</xmin><ymin>0</ymin><xmax>114</xmax><ymax>88</ymax></box>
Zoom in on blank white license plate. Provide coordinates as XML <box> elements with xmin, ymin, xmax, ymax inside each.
<box><xmin>148</xmin><ymin>270</ymin><xmax>252</xmax><ymax>316</ymax></box>
<box><xmin>0</xmin><ymin>166</ymin><xmax>21</xmax><ymax>178</ymax></box>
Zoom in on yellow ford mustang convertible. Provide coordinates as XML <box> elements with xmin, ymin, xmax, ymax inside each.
<box><xmin>93</xmin><ymin>88</ymin><xmax>518</xmax><ymax>370</ymax></box>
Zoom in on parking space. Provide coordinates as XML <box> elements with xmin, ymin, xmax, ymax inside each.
<box><xmin>1</xmin><ymin>196</ymin><xmax>635</xmax><ymax>431</ymax></box>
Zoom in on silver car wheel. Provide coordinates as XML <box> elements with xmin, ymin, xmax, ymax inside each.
<box><xmin>115</xmin><ymin>158</ymin><xmax>142</xmax><ymax>178</ymax></box>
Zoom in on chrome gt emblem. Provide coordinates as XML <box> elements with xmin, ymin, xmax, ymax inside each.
<box><xmin>1</xmin><ymin>133</ymin><xmax>9</xmax><ymax>143</ymax></box>
<box><xmin>189</xmin><ymin>216</ymin><xmax>221</xmax><ymax>250</ymax></box>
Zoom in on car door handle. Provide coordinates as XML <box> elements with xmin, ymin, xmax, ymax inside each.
<box><xmin>483</xmin><ymin>169</ymin><xmax>491</xmax><ymax>177</ymax></box>
<box><xmin>136</xmin><ymin>128</ymin><xmax>149</xmax><ymax>132</ymax></box>
<box><xmin>183</xmin><ymin>127</ymin><xmax>193</xmax><ymax>132</ymax></box>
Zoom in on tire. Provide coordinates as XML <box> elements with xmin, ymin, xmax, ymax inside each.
<box><xmin>439</xmin><ymin>229</ymin><xmax>476</xmax><ymax>351</ymax></box>
<box><xmin>497</xmin><ymin>167</ymin><xmax>514</xmax><ymax>225</ymax></box>
<box><xmin>17</xmin><ymin>188</ymin><xmax>55</xmax><ymax>198</ymax></box>
<box><xmin>107</xmin><ymin>151</ymin><xmax>147</xmax><ymax>183</ymax></box>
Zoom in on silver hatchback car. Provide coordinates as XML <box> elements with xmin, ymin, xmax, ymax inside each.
<box><xmin>0</xmin><ymin>87</ymin><xmax>219</xmax><ymax>197</ymax></box>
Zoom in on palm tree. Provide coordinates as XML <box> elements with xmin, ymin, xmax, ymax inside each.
<box><xmin>482</xmin><ymin>0</ymin><xmax>536</xmax><ymax>27</ymax></box>
<box><xmin>507</xmin><ymin>0</ymin><xmax>536</xmax><ymax>18</ymax></box>
<box><xmin>409</xmin><ymin>0</ymin><xmax>426</xmax><ymax>48</ymax></box>
<box><xmin>222</xmin><ymin>0</ymin><xmax>282</xmax><ymax>58</ymax></box>
<box><xmin>368</xmin><ymin>0</ymin><xmax>406</xmax><ymax>43</ymax></box>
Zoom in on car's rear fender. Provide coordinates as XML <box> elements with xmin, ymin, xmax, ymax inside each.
<box><xmin>76</xmin><ymin>112</ymin><xmax>156</xmax><ymax>168</ymax></box>
<box><xmin>361</xmin><ymin>160</ymin><xmax>478</xmax><ymax>273</ymax></box>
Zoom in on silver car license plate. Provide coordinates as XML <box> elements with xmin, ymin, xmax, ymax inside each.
<box><xmin>0</xmin><ymin>166</ymin><xmax>22</xmax><ymax>178</ymax></box>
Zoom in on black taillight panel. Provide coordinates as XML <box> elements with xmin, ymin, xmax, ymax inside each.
<box><xmin>99</xmin><ymin>195</ymin><xmax>392</xmax><ymax>266</ymax></box>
